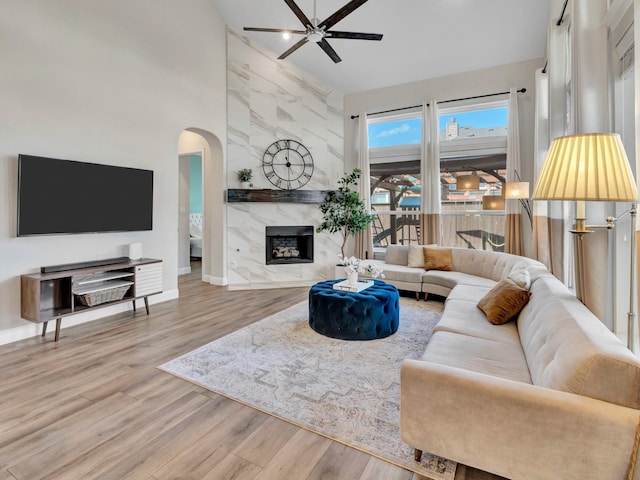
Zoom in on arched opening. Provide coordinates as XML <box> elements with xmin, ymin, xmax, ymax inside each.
<box><xmin>178</xmin><ymin>128</ymin><xmax>226</xmax><ymax>285</ymax></box>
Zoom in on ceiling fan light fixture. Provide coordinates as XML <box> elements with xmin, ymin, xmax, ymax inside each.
<box><xmin>307</xmin><ymin>30</ymin><xmax>324</xmax><ymax>43</ymax></box>
<box><xmin>282</xmin><ymin>31</ymin><xmax>291</xmax><ymax>40</ymax></box>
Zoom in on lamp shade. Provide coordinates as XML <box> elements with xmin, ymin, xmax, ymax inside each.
<box><xmin>456</xmin><ymin>175</ymin><xmax>480</xmax><ymax>191</ymax></box>
<box><xmin>504</xmin><ymin>182</ymin><xmax>530</xmax><ymax>199</ymax></box>
<box><xmin>533</xmin><ymin>133</ymin><xmax>637</xmax><ymax>201</ymax></box>
<box><xmin>482</xmin><ymin>194</ymin><xmax>505</xmax><ymax>210</ymax></box>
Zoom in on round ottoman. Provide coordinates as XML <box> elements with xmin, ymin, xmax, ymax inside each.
<box><xmin>308</xmin><ymin>279</ymin><xmax>400</xmax><ymax>340</ymax></box>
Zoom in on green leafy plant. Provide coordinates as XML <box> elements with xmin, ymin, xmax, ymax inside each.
<box><xmin>316</xmin><ymin>168</ymin><xmax>375</xmax><ymax>257</ymax></box>
<box><xmin>236</xmin><ymin>168</ymin><xmax>253</xmax><ymax>183</ymax></box>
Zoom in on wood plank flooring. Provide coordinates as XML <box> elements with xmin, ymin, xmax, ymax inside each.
<box><xmin>0</xmin><ymin>263</ymin><xmax>503</xmax><ymax>480</ymax></box>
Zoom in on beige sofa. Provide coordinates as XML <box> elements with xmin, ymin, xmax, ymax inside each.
<box><xmin>396</xmin><ymin>247</ymin><xmax>640</xmax><ymax>480</ymax></box>
<box><xmin>361</xmin><ymin>244</ymin><xmax>536</xmax><ymax>299</ymax></box>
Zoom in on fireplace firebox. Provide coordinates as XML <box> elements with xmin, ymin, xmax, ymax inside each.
<box><xmin>265</xmin><ymin>226</ymin><xmax>314</xmax><ymax>265</ymax></box>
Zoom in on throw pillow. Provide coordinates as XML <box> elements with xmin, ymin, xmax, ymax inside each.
<box><xmin>477</xmin><ymin>279</ymin><xmax>531</xmax><ymax>325</ymax></box>
<box><xmin>407</xmin><ymin>244</ymin><xmax>436</xmax><ymax>267</ymax></box>
<box><xmin>385</xmin><ymin>245</ymin><xmax>409</xmax><ymax>265</ymax></box>
<box><xmin>507</xmin><ymin>267</ymin><xmax>531</xmax><ymax>290</ymax></box>
<box><xmin>423</xmin><ymin>247</ymin><xmax>454</xmax><ymax>271</ymax></box>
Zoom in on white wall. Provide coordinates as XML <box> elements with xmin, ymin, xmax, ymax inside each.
<box><xmin>0</xmin><ymin>0</ymin><xmax>227</xmax><ymax>344</ymax></box>
<box><xmin>225</xmin><ymin>29</ymin><xmax>345</xmax><ymax>288</ymax></box>
<box><xmin>344</xmin><ymin>58</ymin><xmax>543</xmax><ymax>256</ymax></box>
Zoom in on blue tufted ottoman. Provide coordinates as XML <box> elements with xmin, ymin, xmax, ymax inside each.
<box><xmin>308</xmin><ymin>279</ymin><xmax>400</xmax><ymax>340</ymax></box>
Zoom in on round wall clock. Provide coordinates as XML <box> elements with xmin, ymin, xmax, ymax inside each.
<box><xmin>262</xmin><ymin>139</ymin><xmax>314</xmax><ymax>190</ymax></box>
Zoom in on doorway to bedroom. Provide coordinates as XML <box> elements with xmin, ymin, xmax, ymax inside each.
<box><xmin>178</xmin><ymin>152</ymin><xmax>203</xmax><ymax>275</ymax></box>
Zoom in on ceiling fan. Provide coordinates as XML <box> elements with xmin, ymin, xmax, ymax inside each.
<box><xmin>243</xmin><ymin>0</ymin><xmax>383</xmax><ymax>64</ymax></box>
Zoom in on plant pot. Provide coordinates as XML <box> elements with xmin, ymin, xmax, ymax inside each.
<box><xmin>241</xmin><ymin>181</ymin><xmax>251</xmax><ymax>189</ymax></box>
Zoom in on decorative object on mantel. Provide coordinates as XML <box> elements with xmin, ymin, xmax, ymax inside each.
<box><xmin>316</xmin><ymin>168</ymin><xmax>376</xmax><ymax>256</ymax></box>
<box><xmin>236</xmin><ymin>168</ymin><xmax>253</xmax><ymax>188</ymax></box>
<box><xmin>262</xmin><ymin>139</ymin><xmax>314</xmax><ymax>190</ymax></box>
<box><xmin>338</xmin><ymin>254</ymin><xmax>384</xmax><ymax>286</ymax></box>
<box><xmin>227</xmin><ymin>188</ymin><xmax>335</xmax><ymax>203</ymax></box>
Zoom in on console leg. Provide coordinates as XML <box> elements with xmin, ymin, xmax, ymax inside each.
<box><xmin>54</xmin><ymin>318</ymin><xmax>61</xmax><ymax>342</ymax></box>
<box><xmin>132</xmin><ymin>299</ymin><xmax>136</xmax><ymax>313</ymax></box>
<box><xmin>144</xmin><ymin>296</ymin><xmax>150</xmax><ymax>315</ymax></box>
<box><xmin>42</xmin><ymin>321</ymin><xmax>48</xmax><ymax>337</ymax></box>
<box><xmin>414</xmin><ymin>449</ymin><xmax>423</xmax><ymax>462</ymax></box>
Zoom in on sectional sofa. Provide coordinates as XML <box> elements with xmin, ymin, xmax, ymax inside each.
<box><xmin>364</xmin><ymin>245</ymin><xmax>640</xmax><ymax>480</ymax></box>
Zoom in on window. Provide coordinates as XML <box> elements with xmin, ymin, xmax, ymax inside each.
<box><xmin>368</xmin><ymin>113</ymin><xmax>422</xmax><ymax>247</ymax></box>
<box><xmin>365</xmin><ymin>102</ymin><xmax>509</xmax><ymax>252</ymax></box>
<box><xmin>439</xmin><ymin>102</ymin><xmax>508</xmax><ymax>251</ymax></box>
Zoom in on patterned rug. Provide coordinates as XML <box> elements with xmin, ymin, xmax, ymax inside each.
<box><xmin>159</xmin><ymin>297</ymin><xmax>456</xmax><ymax>479</ymax></box>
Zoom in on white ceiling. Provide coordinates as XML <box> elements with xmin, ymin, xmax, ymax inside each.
<box><xmin>212</xmin><ymin>0</ymin><xmax>552</xmax><ymax>94</ymax></box>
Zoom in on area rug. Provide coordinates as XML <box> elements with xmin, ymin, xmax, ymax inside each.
<box><xmin>159</xmin><ymin>298</ymin><xmax>456</xmax><ymax>479</ymax></box>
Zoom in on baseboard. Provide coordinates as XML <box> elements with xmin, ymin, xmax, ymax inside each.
<box><xmin>0</xmin><ymin>289</ymin><xmax>179</xmax><ymax>347</ymax></box>
<box><xmin>178</xmin><ymin>266</ymin><xmax>192</xmax><ymax>275</ymax></box>
<box><xmin>206</xmin><ymin>275</ymin><xmax>227</xmax><ymax>286</ymax></box>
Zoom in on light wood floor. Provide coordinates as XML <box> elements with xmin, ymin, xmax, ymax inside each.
<box><xmin>0</xmin><ymin>263</ymin><xmax>503</xmax><ymax>480</ymax></box>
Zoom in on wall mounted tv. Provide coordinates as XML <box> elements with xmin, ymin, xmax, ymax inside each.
<box><xmin>18</xmin><ymin>154</ymin><xmax>154</xmax><ymax>236</ymax></box>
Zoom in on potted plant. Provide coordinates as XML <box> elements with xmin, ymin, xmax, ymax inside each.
<box><xmin>237</xmin><ymin>168</ymin><xmax>253</xmax><ymax>188</ymax></box>
<box><xmin>316</xmin><ymin>168</ymin><xmax>375</xmax><ymax>258</ymax></box>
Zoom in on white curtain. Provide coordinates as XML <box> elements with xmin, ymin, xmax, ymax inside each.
<box><xmin>505</xmin><ymin>87</ymin><xmax>523</xmax><ymax>255</ymax></box>
<box><xmin>532</xmin><ymin>67</ymin><xmax>554</xmax><ymax>269</ymax></box>
<box><xmin>544</xmin><ymin>19</ymin><xmax>572</xmax><ymax>284</ymax></box>
<box><xmin>355</xmin><ymin>111</ymin><xmax>374</xmax><ymax>259</ymax></box>
<box><xmin>420</xmin><ymin>100</ymin><xmax>442</xmax><ymax>245</ymax></box>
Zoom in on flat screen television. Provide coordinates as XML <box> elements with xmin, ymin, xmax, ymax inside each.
<box><xmin>18</xmin><ymin>154</ymin><xmax>154</xmax><ymax>236</ymax></box>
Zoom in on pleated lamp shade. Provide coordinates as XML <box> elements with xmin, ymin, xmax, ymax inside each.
<box><xmin>482</xmin><ymin>194</ymin><xmax>505</xmax><ymax>210</ymax></box>
<box><xmin>533</xmin><ymin>133</ymin><xmax>637</xmax><ymax>201</ymax></box>
<box><xmin>456</xmin><ymin>175</ymin><xmax>480</xmax><ymax>191</ymax></box>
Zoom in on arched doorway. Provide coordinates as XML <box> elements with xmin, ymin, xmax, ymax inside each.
<box><xmin>177</xmin><ymin>128</ymin><xmax>226</xmax><ymax>285</ymax></box>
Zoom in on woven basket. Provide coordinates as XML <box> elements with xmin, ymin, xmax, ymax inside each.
<box><xmin>75</xmin><ymin>284</ymin><xmax>131</xmax><ymax>307</ymax></box>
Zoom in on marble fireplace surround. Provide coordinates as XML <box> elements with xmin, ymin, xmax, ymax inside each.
<box><xmin>226</xmin><ymin>27</ymin><xmax>345</xmax><ymax>289</ymax></box>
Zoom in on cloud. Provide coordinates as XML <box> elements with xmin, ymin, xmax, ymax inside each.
<box><xmin>376</xmin><ymin>124</ymin><xmax>412</xmax><ymax>138</ymax></box>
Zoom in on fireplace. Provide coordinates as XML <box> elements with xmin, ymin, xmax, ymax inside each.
<box><xmin>265</xmin><ymin>226</ymin><xmax>314</xmax><ymax>265</ymax></box>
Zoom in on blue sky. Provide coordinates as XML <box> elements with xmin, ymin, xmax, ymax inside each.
<box><xmin>368</xmin><ymin>107</ymin><xmax>508</xmax><ymax>148</ymax></box>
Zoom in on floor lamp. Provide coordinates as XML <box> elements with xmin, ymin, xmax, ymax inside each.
<box><xmin>532</xmin><ymin>133</ymin><xmax>638</xmax><ymax>350</ymax></box>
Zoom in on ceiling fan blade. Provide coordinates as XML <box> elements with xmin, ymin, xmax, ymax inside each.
<box><xmin>278</xmin><ymin>37</ymin><xmax>309</xmax><ymax>60</ymax></box>
<box><xmin>317</xmin><ymin>39</ymin><xmax>342</xmax><ymax>63</ymax></box>
<box><xmin>319</xmin><ymin>0</ymin><xmax>369</xmax><ymax>30</ymax></box>
<box><xmin>284</xmin><ymin>0</ymin><xmax>313</xmax><ymax>28</ymax></box>
<box><xmin>244</xmin><ymin>27</ymin><xmax>307</xmax><ymax>34</ymax></box>
<box><xmin>326</xmin><ymin>31</ymin><xmax>383</xmax><ymax>41</ymax></box>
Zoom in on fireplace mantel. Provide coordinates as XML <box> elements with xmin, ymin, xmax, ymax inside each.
<box><xmin>227</xmin><ymin>189</ymin><xmax>336</xmax><ymax>204</ymax></box>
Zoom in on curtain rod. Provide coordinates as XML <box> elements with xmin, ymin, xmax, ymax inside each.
<box><xmin>349</xmin><ymin>88</ymin><xmax>526</xmax><ymax>120</ymax></box>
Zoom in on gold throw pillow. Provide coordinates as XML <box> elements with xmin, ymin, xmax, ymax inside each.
<box><xmin>477</xmin><ymin>279</ymin><xmax>531</xmax><ymax>325</ymax></box>
<box><xmin>423</xmin><ymin>247</ymin><xmax>454</xmax><ymax>271</ymax></box>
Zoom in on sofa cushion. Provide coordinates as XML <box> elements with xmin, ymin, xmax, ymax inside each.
<box><xmin>423</xmin><ymin>271</ymin><xmax>497</xmax><ymax>291</ymax></box>
<box><xmin>518</xmin><ymin>275</ymin><xmax>640</xmax><ymax>410</ymax></box>
<box><xmin>450</xmin><ymin>248</ymin><xmax>537</xmax><ymax>283</ymax></box>
<box><xmin>385</xmin><ymin>245</ymin><xmax>409</xmax><ymax>266</ymax></box>
<box><xmin>422</xmin><ymin>331</ymin><xmax>533</xmax><ymax>384</ymax></box>
<box><xmin>435</xmin><ymin>294</ymin><xmax>521</xmax><ymax>345</ymax></box>
<box><xmin>477</xmin><ymin>279</ymin><xmax>531</xmax><ymax>325</ymax></box>
<box><xmin>360</xmin><ymin>260</ymin><xmax>424</xmax><ymax>284</ymax></box>
<box><xmin>424</xmin><ymin>247</ymin><xmax>453</xmax><ymax>271</ymax></box>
